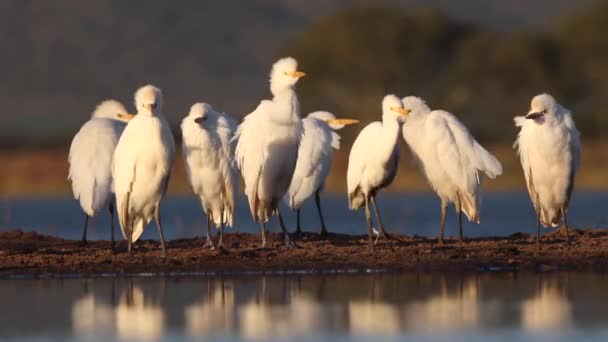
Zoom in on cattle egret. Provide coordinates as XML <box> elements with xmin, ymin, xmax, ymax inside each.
<box><xmin>182</xmin><ymin>102</ymin><xmax>238</xmax><ymax>249</ymax></box>
<box><xmin>113</xmin><ymin>85</ymin><xmax>175</xmax><ymax>256</ymax></box>
<box><xmin>347</xmin><ymin>94</ymin><xmax>408</xmax><ymax>251</ymax></box>
<box><xmin>284</xmin><ymin>111</ymin><xmax>358</xmax><ymax>236</ymax></box>
<box><xmin>233</xmin><ymin>57</ymin><xmax>305</xmax><ymax>248</ymax></box>
<box><xmin>401</xmin><ymin>96</ymin><xmax>502</xmax><ymax>244</ymax></box>
<box><xmin>514</xmin><ymin>93</ymin><xmax>580</xmax><ymax>244</ymax></box>
<box><xmin>68</xmin><ymin>99</ymin><xmax>132</xmax><ymax>246</ymax></box>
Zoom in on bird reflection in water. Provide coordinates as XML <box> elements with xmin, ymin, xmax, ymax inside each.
<box><xmin>522</xmin><ymin>279</ymin><xmax>572</xmax><ymax>332</ymax></box>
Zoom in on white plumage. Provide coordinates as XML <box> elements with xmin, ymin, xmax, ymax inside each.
<box><xmin>401</xmin><ymin>96</ymin><xmax>502</xmax><ymax>243</ymax></box>
<box><xmin>233</xmin><ymin>57</ymin><xmax>305</xmax><ymax>247</ymax></box>
<box><xmin>68</xmin><ymin>99</ymin><xmax>131</xmax><ymax>244</ymax></box>
<box><xmin>284</xmin><ymin>111</ymin><xmax>358</xmax><ymax>235</ymax></box>
<box><xmin>113</xmin><ymin>85</ymin><xmax>175</xmax><ymax>255</ymax></box>
<box><xmin>347</xmin><ymin>94</ymin><xmax>409</xmax><ymax>250</ymax></box>
<box><xmin>182</xmin><ymin>102</ymin><xmax>238</xmax><ymax>249</ymax></box>
<box><xmin>514</xmin><ymin>93</ymin><xmax>580</xmax><ymax>242</ymax></box>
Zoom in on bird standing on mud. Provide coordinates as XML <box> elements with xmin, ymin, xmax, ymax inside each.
<box><xmin>233</xmin><ymin>57</ymin><xmax>305</xmax><ymax>248</ymax></box>
<box><xmin>182</xmin><ymin>102</ymin><xmax>238</xmax><ymax>250</ymax></box>
<box><xmin>68</xmin><ymin>100</ymin><xmax>132</xmax><ymax>247</ymax></box>
<box><xmin>347</xmin><ymin>94</ymin><xmax>409</xmax><ymax>251</ymax></box>
<box><xmin>401</xmin><ymin>96</ymin><xmax>503</xmax><ymax>244</ymax></box>
<box><xmin>284</xmin><ymin>111</ymin><xmax>359</xmax><ymax>236</ymax></box>
<box><xmin>514</xmin><ymin>93</ymin><xmax>580</xmax><ymax>244</ymax></box>
<box><xmin>113</xmin><ymin>85</ymin><xmax>175</xmax><ymax>256</ymax></box>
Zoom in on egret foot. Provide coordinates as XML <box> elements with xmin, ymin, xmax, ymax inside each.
<box><xmin>203</xmin><ymin>236</ymin><xmax>216</xmax><ymax>250</ymax></box>
<box><xmin>284</xmin><ymin>233</ymin><xmax>298</xmax><ymax>248</ymax></box>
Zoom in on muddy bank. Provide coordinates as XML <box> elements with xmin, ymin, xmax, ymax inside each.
<box><xmin>1</xmin><ymin>229</ymin><xmax>608</xmax><ymax>277</ymax></box>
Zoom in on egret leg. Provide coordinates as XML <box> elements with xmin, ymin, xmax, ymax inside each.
<box><xmin>439</xmin><ymin>201</ymin><xmax>447</xmax><ymax>245</ymax></box>
<box><xmin>315</xmin><ymin>189</ymin><xmax>329</xmax><ymax>237</ymax></box>
<box><xmin>81</xmin><ymin>214</ymin><xmax>89</xmax><ymax>246</ymax></box>
<box><xmin>125</xmin><ymin>191</ymin><xmax>132</xmax><ymax>256</ymax></box>
<box><xmin>278</xmin><ymin>209</ymin><xmax>297</xmax><ymax>248</ymax></box>
<box><xmin>109</xmin><ymin>203</ymin><xmax>115</xmax><ymax>251</ymax></box>
<box><xmin>562</xmin><ymin>207</ymin><xmax>570</xmax><ymax>244</ymax></box>
<box><xmin>203</xmin><ymin>214</ymin><xmax>215</xmax><ymax>250</ymax></box>
<box><xmin>457</xmin><ymin>195</ymin><xmax>464</xmax><ymax>243</ymax></box>
<box><xmin>154</xmin><ymin>205</ymin><xmax>167</xmax><ymax>257</ymax></box>
<box><xmin>364</xmin><ymin>196</ymin><xmax>375</xmax><ymax>253</ymax></box>
<box><xmin>260</xmin><ymin>218</ymin><xmax>267</xmax><ymax>249</ymax></box>
<box><xmin>371</xmin><ymin>196</ymin><xmax>390</xmax><ymax>244</ymax></box>
<box><xmin>294</xmin><ymin>208</ymin><xmax>302</xmax><ymax>236</ymax></box>
<box><xmin>217</xmin><ymin>208</ymin><xmax>226</xmax><ymax>250</ymax></box>
<box><xmin>457</xmin><ymin>204</ymin><xmax>464</xmax><ymax>243</ymax></box>
<box><xmin>535</xmin><ymin>197</ymin><xmax>541</xmax><ymax>246</ymax></box>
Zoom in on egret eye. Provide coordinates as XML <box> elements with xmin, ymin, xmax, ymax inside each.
<box><xmin>283</xmin><ymin>72</ymin><xmax>288</xmax><ymax>75</ymax></box>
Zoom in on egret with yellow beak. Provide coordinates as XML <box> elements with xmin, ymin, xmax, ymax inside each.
<box><xmin>347</xmin><ymin>95</ymin><xmax>409</xmax><ymax>252</ymax></box>
<box><xmin>284</xmin><ymin>111</ymin><xmax>359</xmax><ymax>237</ymax></box>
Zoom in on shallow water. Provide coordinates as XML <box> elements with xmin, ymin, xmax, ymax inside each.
<box><xmin>2</xmin><ymin>192</ymin><xmax>607</xmax><ymax>241</ymax></box>
<box><xmin>2</xmin><ymin>273</ymin><xmax>608</xmax><ymax>341</ymax></box>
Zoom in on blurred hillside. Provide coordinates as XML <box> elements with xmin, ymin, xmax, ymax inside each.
<box><xmin>287</xmin><ymin>3</ymin><xmax>608</xmax><ymax>143</ymax></box>
<box><xmin>0</xmin><ymin>0</ymin><xmax>602</xmax><ymax>146</ymax></box>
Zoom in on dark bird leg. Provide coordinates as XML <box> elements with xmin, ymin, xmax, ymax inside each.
<box><xmin>456</xmin><ymin>194</ymin><xmax>464</xmax><ymax>243</ymax></box>
<box><xmin>81</xmin><ymin>214</ymin><xmax>89</xmax><ymax>246</ymax></box>
<box><xmin>562</xmin><ymin>207</ymin><xmax>570</xmax><ymax>244</ymax></box>
<box><xmin>371</xmin><ymin>196</ymin><xmax>390</xmax><ymax>244</ymax></box>
<box><xmin>294</xmin><ymin>208</ymin><xmax>302</xmax><ymax>237</ymax></box>
<box><xmin>154</xmin><ymin>205</ymin><xmax>167</xmax><ymax>257</ymax></box>
<box><xmin>364</xmin><ymin>195</ymin><xmax>375</xmax><ymax>253</ymax></box>
<box><xmin>109</xmin><ymin>203</ymin><xmax>115</xmax><ymax>251</ymax></box>
<box><xmin>439</xmin><ymin>201</ymin><xmax>447</xmax><ymax>245</ymax></box>
<box><xmin>125</xmin><ymin>192</ymin><xmax>132</xmax><ymax>256</ymax></box>
<box><xmin>278</xmin><ymin>209</ymin><xmax>297</xmax><ymax>248</ymax></box>
<box><xmin>217</xmin><ymin>207</ymin><xmax>226</xmax><ymax>250</ymax></box>
<box><xmin>535</xmin><ymin>196</ymin><xmax>541</xmax><ymax>246</ymax></box>
<box><xmin>260</xmin><ymin>218</ymin><xmax>267</xmax><ymax>249</ymax></box>
<box><xmin>315</xmin><ymin>189</ymin><xmax>328</xmax><ymax>237</ymax></box>
<box><xmin>203</xmin><ymin>214</ymin><xmax>215</xmax><ymax>250</ymax></box>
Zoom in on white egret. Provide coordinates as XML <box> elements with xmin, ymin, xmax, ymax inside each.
<box><xmin>233</xmin><ymin>57</ymin><xmax>305</xmax><ymax>248</ymax></box>
<box><xmin>113</xmin><ymin>85</ymin><xmax>175</xmax><ymax>256</ymax></box>
<box><xmin>68</xmin><ymin>99</ymin><xmax>132</xmax><ymax>246</ymax></box>
<box><xmin>347</xmin><ymin>94</ymin><xmax>408</xmax><ymax>251</ymax></box>
<box><xmin>514</xmin><ymin>93</ymin><xmax>580</xmax><ymax>244</ymax></box>
<box><xmin>181</xmin><ymin>102</ymin><xmax>238</xmax><ymax>249</ymax></box>
<box><xmin>401</xmin><ymin>96</ymin><xmax>503</xmax><ymax>244</ymax></box>
<box><xmin>284</xmin><ymin>111</ymin><xmax>359</xmax><ymax>236</ymax></box>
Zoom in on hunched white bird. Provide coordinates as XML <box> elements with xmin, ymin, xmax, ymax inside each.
<box><xmin>401</xmin><ymin>96</ymin><xmax>503</xmax><ymax>244</ymax></box>
<box><xmin>68</xmin><ymin>99</ymin><xmax>132</xmax><ymax>246</ymax></box>
<box><xmin>514</xmin><ymin>93</ymin><xmax>581</xmax><ymax>244</ymax></box>
<box><xmin>284</xmin><ymin>111</ymin><xmax>359</xmax><ymax>236</ymax></box>
<box><xmin>347</xmin><ymin>94</ymin><xmax>409</xmax><ymax>251</ymax></box>
<box><xmin>233</xmin><ymin>57</ymin><xmax>305</xmax><ymax>248</ymax></box>
<box><xmin>113</xmin><ymin>85</ymin><xmax>176</xmax><ymax>256</ymax></box>
<box><xmin>182</xmin><ymin>102</ymin><xmax>238</xmax><ymax>250</ymax></box>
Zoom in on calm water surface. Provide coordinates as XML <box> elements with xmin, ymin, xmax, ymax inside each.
<box><xmin>1</xmin><ymin>192</ymin><xmax>607</xmax><ymax>240</ymax></box>
<box><xmin>2</xmin><ymin>273</ymin><xmax>608</xmax><ymax>341</ymax></box>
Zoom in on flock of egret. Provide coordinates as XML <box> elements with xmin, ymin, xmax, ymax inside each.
<box><xmin>68</xmin><ymin>57</ymin><xmax>581</xmax><ymax>255</ymax></box>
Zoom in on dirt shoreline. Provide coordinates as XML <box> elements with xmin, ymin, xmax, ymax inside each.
<box><xmin>1</xmin><ymin>229</ymin><xmax>608</xmax><ymax>277</ymax></box>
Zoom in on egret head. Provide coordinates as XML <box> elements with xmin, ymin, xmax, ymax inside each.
<box><xmin>270</xmin><ymin>57</ymin><xmax>305</xmax><ymax>95</ymax></box>
<box><xmin>526</xmin><ymin>93</ymin><xmax>558</xmax><ymax>121</ymax></box>
<box><xmin>308</xmin><ymin>111</ymin><xmax>360</xmax><ymax>130</ymax></box>
<box><xmin>135</xmin><ymin>85</ymin><xmax>163</xmax><ymax>116</ymax></box>
<box><xmin>188</xmin><ymin>102</ymin><xmax>215</xmax><ymax>125</ymax></box>
<box><xmin>90</xmin><ymin>99</ymin><xmax>133</xmax><ymax>122</ymax></box>
<box><xmin>382</xmin><ymin>94</ymin><xmax>410</xmax><ymax>123</ymax></box>
<box><xmin>401</xmin><ymin>96</ymin><xmax>431</xmax><ymax>120</ymax></box>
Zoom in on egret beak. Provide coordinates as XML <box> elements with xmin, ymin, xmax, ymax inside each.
<box><xmin>286</xmin><ymin>71</ymin><xmax>306</xmax><ymax>78</ymax></box>
<box><xmin>391</xmin><ymin>106</ymin><xmax>410</xmax><ymax>117</ymax></box>
<box><xmin>117</xmin><ymin>113</ymin><xmax>136</xmax><ymax>121</ymax></box>
<box><xmin>326</xmin><ymin>118</ymin><xmax>360</xmax><ymax>126</ymax></box>
<box><xmin>526</xmin><ymin>112</ymin><xmax>543</xmax><ymax>120</ymax></box>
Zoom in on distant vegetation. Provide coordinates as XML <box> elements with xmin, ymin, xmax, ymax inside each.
<box><xmin>286</xmin><ymin>3</ymin><xmax>608</xmax><ymax>143</ymax></box>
